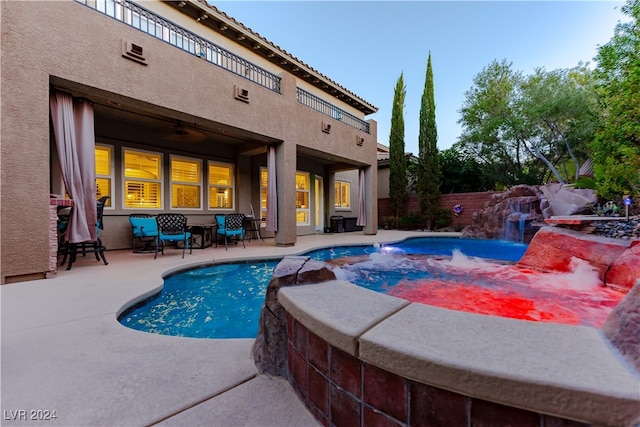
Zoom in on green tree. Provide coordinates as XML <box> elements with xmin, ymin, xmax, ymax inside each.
<box><xmin>457</xmin><ymin>60</ymin><xmax>597</xmax><ymax>187</ymax></box>
<box><xmin>438</xmin><ymin>147</ymin><xmax>496</xmax><ymax>193</ymax></box>
<box><xmin>417</xmin><ymin>53</ymin><xmax>441</xmax><ymax>229</ymax></box>
<box><xmin>389</xmin><ymin>73</ymin><xmax>407</xmax><ymax>218</ymax></box>
<box><xmin>456</xmin><ymin>60</ymin><xmax>531</xmax><ymax>188</ymax></box>
<box><xmin>592</xmin><ymin>0</ymin><xmax>640</xmax><ymax>199</ymax></box>
<box><xmin>515</xmin><ymin>66</ymin><xmax>597</xmax><ymax>183</ymax></box>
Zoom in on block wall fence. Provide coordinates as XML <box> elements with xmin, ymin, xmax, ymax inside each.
<box><xmin>378</xmin><ymin>191</ymin><xmax>502</xmax><ymax>229</ymax></box>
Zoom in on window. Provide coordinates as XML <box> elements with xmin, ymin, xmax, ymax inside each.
<box><xmin>95</xmin><ymin>144</ymin><xmax>113</xmax><ymax>207</ymax></box>
<box><xmin>171</xmin><ymin>156</ymin><xmax>201</xmax><ymax>209</ymax></box>
<box><xmin>123</xmin><ymin>149</ymin><xmax>162</xmax><ymax>209</ymax></box>
<box><xmin>335</xmin><ymin>181</ymin><xmax>351</xmax><ymax>209</ymax></box>
<box><xmin>260</xmin><ymin>169</ymin><xmax>311</xmax><ymax>225</ymax></box>
<box><xmin>296</xmin><ymin>172</ymin><xmax>310</xmax><ymax>225</ymax></box>
<box><xmin>260</xmin><ymin>168</ymin><xmax>268</xmax><ymax>220</ymax></box>
<box><xmin>208</xmin><ymin>162</ymin><xmax>234</xmax><ymax>209</ymax></box>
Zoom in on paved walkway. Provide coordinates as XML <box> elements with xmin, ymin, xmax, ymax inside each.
<box><xmin>1</xmin><ymin>230</ymin><xmax>437</xmax><ymax>427</ymax></box>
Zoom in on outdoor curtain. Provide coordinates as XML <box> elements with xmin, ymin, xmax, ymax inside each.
<box><xmin>50</xmin><ymin>91</ymin><xmax>97</xmax><ymax>243</ymax></box>
<box><xmin>356</xmin><ymin>168</ymin><xmax>367</xmax><ymax>227</ymax></box>
<box><xmin>266</xmin><ymin>145</ymin><xmax>278</xmax><ymax>232</ymax></box>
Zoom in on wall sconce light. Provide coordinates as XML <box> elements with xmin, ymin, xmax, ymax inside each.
<box><xmin>356</xmin><ymin>136</ymin><xmax>364</xmax><ymax>146</ymax></box>
<box><xmin>322</xmin><ymin>121</ymin><xmax>331</xmax><ymax>134</ymax></box>
<box><xmin>234</xmin><ymin>85</ymin><xmax>250</xmax><ymax>103</ymax></box>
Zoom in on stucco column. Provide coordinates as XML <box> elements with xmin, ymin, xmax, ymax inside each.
<box><xmin>363</xmin><ymin>165</ymin><xmax>377</xmax><ymax>235</ymax></box>
<box><xmin>274</xmin><ymin>142</ymin><xmax>297</xmax><ymax>246</ymax></box>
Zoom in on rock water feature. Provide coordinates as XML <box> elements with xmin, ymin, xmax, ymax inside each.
<box><xmin>462</xmin><ymin>184</ymin><xmax>599</xmax><ymax>243</ymax></box>
<box><xmin>503</xmin><ymin>195</ymin><xmax>540</xmax><ymax>242</ymax></box>
<box><xmin>462</xmin><ymin>185</ymin><xmax>546</xmax><ymax>243</ymax></box>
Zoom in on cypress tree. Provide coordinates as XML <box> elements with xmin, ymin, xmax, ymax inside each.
<box><xmin>389</xmin><ymin>73</ymin><xmax>407</xmax><ymax>220</ymax></box>
<box><xmin>417</xmin><ymin>52</ymin><xmax>441</xmax><ymax>229</ymax></box>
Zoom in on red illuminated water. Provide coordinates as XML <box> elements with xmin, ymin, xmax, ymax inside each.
<box><xmin>331</xmin><ymin>251</ymin><xmax>625</xmax><ymax>328</ymax></box>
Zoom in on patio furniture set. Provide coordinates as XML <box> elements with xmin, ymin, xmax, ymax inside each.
<box><xmin>128</xmin><ymin>213</ymin><xmax>263</xmax><ymax>256</ymax></box>
<box><xmin>57</xmin><ymin>207</ymin><xmax>262</xmax><ymax>270</ymax></box>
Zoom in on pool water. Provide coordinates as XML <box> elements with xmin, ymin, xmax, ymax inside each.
<box><xmin>120</xmin><ymin>261</ymin><xmax>279</xmax><ymax>339</ymax></box>
<box><xmin>328</xmin><ymin>250</ymin><xmax>624</xmax><ymax>327</ymax></box>
<box><xmin>119</xmin><ymin>238</ymin><xmax>532</xmax><ymax>339</ymax></box>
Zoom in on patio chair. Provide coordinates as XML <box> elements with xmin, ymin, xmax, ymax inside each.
<box><xmin>156</xmin><ymin>213</ymin><xmax>192</xmax><ymax>259</ymax></box>
<box><xmin>60</xmin><ymin>196</ymin><xmax>110</xmax><ymax>270</ymax></box>
<box><xmin>216</xmin><ymin>213</ymin><xmax>245</xmax><ymax>250</ymax></box>
<box><xmin>129</xmin><ymin>214</ymin><xmax>158</xmax><ymax>254</ymax></box>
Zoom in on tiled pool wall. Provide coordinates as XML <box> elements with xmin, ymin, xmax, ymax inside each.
<box><xmin>285</xmin><ymin>314</ymin><xmax>589</xmax><ymax>427</ymax></box>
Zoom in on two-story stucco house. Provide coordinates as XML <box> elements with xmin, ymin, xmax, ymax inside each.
<box><xmin>1</xmin><ymin>0</ymin><xmax>379</xmax><ymax>283</ymax></box>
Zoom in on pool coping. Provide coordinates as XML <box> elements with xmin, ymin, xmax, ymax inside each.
<box><xmin>279</xmin><ymin>280</ymin><xmax>640</xmax><ymax>427</ymax></box>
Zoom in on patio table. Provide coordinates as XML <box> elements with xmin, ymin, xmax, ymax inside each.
<box><xmin>186</xmin><ymin>224</ymin><xmax>216</xmax><ymax>249</ymax></box>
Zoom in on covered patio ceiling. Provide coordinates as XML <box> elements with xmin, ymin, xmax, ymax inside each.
<box><xmin>51</xmin><ymin>77</ymin><xmax>367</xmax><ymax>170</ymax></box>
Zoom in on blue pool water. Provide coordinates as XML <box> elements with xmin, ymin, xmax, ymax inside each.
<box><xmin>119</xmin><ymin>238</ymin><xmax>527</xmax><ymax>339</ymax></box>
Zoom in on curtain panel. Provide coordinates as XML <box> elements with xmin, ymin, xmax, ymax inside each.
<box><xmin>49</xmin><ymin>91</ymin><xmax>97</xmax><ymax>243</ymax></box>
<box><xmin>266</xmin><ymin>145</ymin><xmax>278</xmax><ymax>232</ymax></box>
<box><xmin>356</xmin><ymin>168</ymin><xmax>367</xmax><ymax>227</ymax></box>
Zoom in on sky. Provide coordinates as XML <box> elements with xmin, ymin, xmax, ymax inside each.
<box><xmin>215</xmin><ymin>1</ymin><xmax>624</xmax><ymax>154</ymax></box>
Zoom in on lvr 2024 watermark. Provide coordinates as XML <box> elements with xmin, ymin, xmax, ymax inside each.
<box><xmin>3</xmin><ymin>410</ymin><xmax>57</xmax><ymax>421</ymax></box>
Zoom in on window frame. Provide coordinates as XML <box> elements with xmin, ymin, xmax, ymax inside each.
<box><xmin>260</xmin><ymin>167</ymin><xmax>268</xmax><ymax>221</ymax></box>
<box><xmin>334</xmin><ymin>180</ymin><xmax>351</xmax><ymax>210</ymax></box>
<box><xmin>170</xmin><ymin>154</ymin><xmax>202</xmax><ymax>210</ymax></box>
<box><xmin>295</xmin><ymin>171</ymin><xmax>310</xmax><ymax>226</ymax></box>
<box><xmin>95</xmin><ymin>143</ymin><xmax>114</xmax><ymax>209</ymax></box>
<box><xmin>122</xmin><ymin>147</ymin><xmax>163</xmax><ymax>210</ymax></box>
<box><xmin>208</xmin><ymin>161</ymin><xmax>235</xmax><ymax>210</ymax></box>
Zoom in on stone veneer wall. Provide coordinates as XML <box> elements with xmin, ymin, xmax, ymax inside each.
<box><xmin>47</xmin><ymin>198</ymin><xmax>73</xmax><ymax>279</ymax></box>
<box><xmin>286</xmin><ymin>313</ymin><xmax>589</xmax><ymax>427</ymax></box>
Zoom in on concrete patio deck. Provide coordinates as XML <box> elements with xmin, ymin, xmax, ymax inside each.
<box><xmin>1</xmin><ymin>230</ymin><xmax>439</xmax><ymax>427</ymax></box>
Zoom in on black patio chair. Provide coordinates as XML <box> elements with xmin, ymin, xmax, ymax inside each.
<box><xmin>156</xmin><ymin>213</ymin><xmax>192</xmax><ymax>259</ymax></box>
<box><xmin>60</xmin><ymin>196</ymin><xmax>110</xmax><ymax>270</ymax></box>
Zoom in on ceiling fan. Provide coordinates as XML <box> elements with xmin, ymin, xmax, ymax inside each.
<box><xmin>164</xmin><ymin>120</ymin><xmax>207</xmax><ymax>143</ymax></box>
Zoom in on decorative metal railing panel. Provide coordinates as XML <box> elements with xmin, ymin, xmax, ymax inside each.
<box><xmin>297</xmin><ymin>88</ymin><xmax>370</xmax><ymax>134</ymax></box>
<box><xmin>74</xmin><ymin>0</ymin><xmax>281</xmax><ymax>93</ymax></box>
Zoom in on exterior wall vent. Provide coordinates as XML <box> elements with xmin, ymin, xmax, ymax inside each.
<box><xmin>234</xmin><ymin>85</ymin><xmax>250</xmax><ymax>103</ymax></box>
<box><xmin>322</xmin><ymin>121</ymin><xmax>331</xmax><ymax>134</ymax></box>
<box><xmin>121</xmin><ymin>39</ymin><xmax>147</xmax><ymax>65</ymax></box>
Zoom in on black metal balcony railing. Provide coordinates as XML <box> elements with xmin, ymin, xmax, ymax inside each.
<box><xmin>75</xmin><ymin>0</ymin><xmax>370</xmax><ymax>134</ymax></box>
<box><xmin>297</xmin><ymin>88</ymin><xmax>370</xmax><ymax>134</ymax></box>
<box><xmin>75</xmin><ymin>0</ymin><xmax>281</xmax><ymax>93</ymax></box>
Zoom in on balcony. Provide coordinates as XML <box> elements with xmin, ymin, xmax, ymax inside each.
<box><xmin>297</xmin><ymin>88</ymin><xmax>370</xmax><ymax>134</ymax></box>
<box><xmin>75</xmin><ymin>0</ymin><xmax>371</xmax><ymax>134</ymax></box>
<box><xmin>74</xmin><ymin>0</ymin><xmax>281</xmax><ymax>93</ymax></box>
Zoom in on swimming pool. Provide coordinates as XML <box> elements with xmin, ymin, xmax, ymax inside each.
<box><xmin>119</xmin><ymin>238</ymin><xmax>528</xmax><ymax>338</ymax></box>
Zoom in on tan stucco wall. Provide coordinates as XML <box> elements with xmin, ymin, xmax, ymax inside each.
<box><xmin>0</xmin><ymin>0</ymin><xmax>377</xmax><ymax>282</ymax></box>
